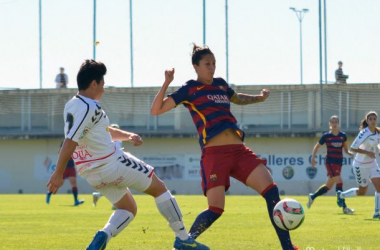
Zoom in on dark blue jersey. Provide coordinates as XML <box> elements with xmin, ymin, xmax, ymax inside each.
<box><xmin>319</xmin><ymin>131</ymin><xmax>347</xmax><ymax>165</ymax></box>
<box><xmin>169</xmin><ymin>77</ymin><xmax>244</xmax><ymax>148</ymax></box>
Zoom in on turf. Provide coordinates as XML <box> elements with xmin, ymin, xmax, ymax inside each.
<box><xmin>0</xmin><ymin>194</ymin><xmax>378</xmax><ymax>250</ymax></box>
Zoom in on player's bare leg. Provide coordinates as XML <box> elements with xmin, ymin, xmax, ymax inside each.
<box><xmin>246</xmin><ymin>164</ymin><xmax>297</xmax><ymax>250</ymax></box>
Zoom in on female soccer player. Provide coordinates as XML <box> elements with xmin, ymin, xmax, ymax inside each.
<box><xmin>151</xmin><ymin>44</ymin><xmax>298</xmax><ymax>250</ymax></box>
<box><xmin>307</xmin><ymin>115</ymin><xmax>354</xmax><ymax>214</ymax></box>
<box><xmin>47</xmin><ymin>59</ymin><xmax>209</xmax><ymax>250</ymax></box>
<box><xmin>337</xmin><ymin>111</ymin><xmax>380</xmax><ymax>219</ymax></box>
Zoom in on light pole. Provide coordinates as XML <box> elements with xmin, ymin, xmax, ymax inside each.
<box><xmin>290</xmin><ymin>7</ymin><xmax>309</xmax><ymax>85</ymax></box>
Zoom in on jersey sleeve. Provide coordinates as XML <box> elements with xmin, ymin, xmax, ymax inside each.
<box><xmin>318</xmin><ymin>134</ymin><xmax>326</xmax><ymax>145</ymax></box>
<box><xmin>168</xmin><ymin>84</ymin><xmax>190</xmax><ymax>105</ymax></box>
<box><xmin>219</xmin><ymin>78</ymin><xmax>235</xmax><ymax>98</ymax></box>
<box><xmin>343</xmin><ymin>133</ymin><xmax>347</xmax><ymax>143</ymax></box>
<box><xmin>64</xmin><ymin>101</ymin><xmax>95</xmax><ymax>142</ymax></box>
<box><xmin>351</xmin><ymin>129</ymin><xmax>368</xmax><ymax>149</ymax></box>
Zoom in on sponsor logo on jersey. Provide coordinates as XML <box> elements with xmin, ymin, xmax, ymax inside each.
<box><xmin>331</xmin><ymin>142</ymin><xmax>343</xmax><ymax>147</ymax></box>
<box><xmin>207</xmin><ymin>94</ymin><xmax>229</xmax><ymax>104</ymax></box>
<box><xmin>197</xmin><ymin>86</ymin><xmax>205</xmax><ymax>90</ymax></box>
<box><xmin>282</xmin><ymin>166</ymin><xmax>294</xmax><ymax>180</ymax></box>
<box><xmin>306</xmin><ymin>166</ymin><xmax>317</xmax><ymax>179</ymax></box>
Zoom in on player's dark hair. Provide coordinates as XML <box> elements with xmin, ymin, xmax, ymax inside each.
<box><xmin>191</xmin><ymin>43</ymin><xmax>214</xmax><ymax>66</ymax></box>
<box><xmin>359</xmin><ymin>111</ymin><xmax>378</xmax><ymax>130</ymax></box>
<box><xmin>77</xmin><ymin>59</ymin><xmax>107</xmax><ymax>91</ymax></box>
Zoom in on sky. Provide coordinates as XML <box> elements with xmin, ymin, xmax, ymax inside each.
<box><xmin>0</xmin><ymin>0</ymin><xmax>379</xmax><ymax>89</ymax></box>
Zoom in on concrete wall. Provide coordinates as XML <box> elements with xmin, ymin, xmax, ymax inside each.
<box><xmin>0</xmin><ymin>136</ymin><xmax>377</xmax><ymax>196</ymax></box>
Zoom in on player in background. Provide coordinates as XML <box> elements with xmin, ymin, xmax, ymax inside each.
<box><xmin>47</xmin><ymin>59</ymin><xmax>209</xmax><ymax>250</ymax></box>
<box><xmin>337</xmin><ymin>111</ymin><xmax>380</xmax><ymax>219</ymax></box>
<box><xmin>46</xmin><ymin>142</ymin><xmax>85</xmax><ymax>206</ymax></box>
<box><xmin>92</xmin><ymin>124</ymin><xmax>122</xmax><ymax>209</ymax></box>
<box><xmin>151</xmin><ymin>44</ymin><xmax>299</xmax><ymax>250</ymax></box>
<box><xmin>307</xmin><ymin>116</ymin><xmax>354</xmax><ymax>214</ymax></box>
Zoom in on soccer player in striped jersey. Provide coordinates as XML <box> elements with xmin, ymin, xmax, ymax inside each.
<box><xmin>337</xmin><ymin>111</ymin><xmax>380</xmax><ymax>219</ymax></box>
<box><xmin>307</xmin><ymin>115</ymin><xmax>354</xmax><ymax>214</ymax></box>
<box><xmin>151</xmin><ymin>44</ymin><xmax>299</xmax><ymax>250</ymax></box>
<box><xmin>47</xmin><ymin>59</ymin><xmax>209</xmax><ymax>250</ymax></box>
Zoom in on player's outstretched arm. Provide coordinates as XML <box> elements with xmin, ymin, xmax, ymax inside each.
<box><xmin>150</xmin><ymin>68</ymin><xmax>177</xmax><ymax>115</ymax></box>
<box><xmin>343</xmin><ymin>142</ymin><xmax>353</xmax><ymax>157</ymax></box>
<box><xmin>311</xmin><ymin>142</ymin><xmax>321</xmax><ymax>167</ymax></box>
<box><xmin>230</xmin><ymin>88</ymin><xmax>270</xmax><ymax>105</ymax></box>
<box><xmin>109</xmin><ymin>127</ymin><xmax>142</xmax><ymax>146</ymax></box>
<box><xmin>47</xmin><ymin>139</ymin><xmax>77</xmax><ymax>194</ymax></box>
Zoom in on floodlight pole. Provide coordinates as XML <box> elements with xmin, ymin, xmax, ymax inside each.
<box><xmin>225</xmin><ymin>0</ymin><xmax>229</xmax><ymax>82</ymax></box>
<box><xmin>93</xmin><ymin>0</ymin><xmax>97</xmax><ymax>60</ymax></box>
<box><xmin>130</xmin><ymin>0</ymin><xmax>134</xmax><ymax>87</ymax></box>
<box><xmin>203</xmin><ymin>0</ymin><xmax>206</xmax><ymax>45</ymax></box>
<box><xmin>39</xmin><ymin>0</ymin><xmax>42</xmax><ymax>89</ymax></box>
<box><xmin>290</xmin><ymin>7</ymin><xmax>309</xmax><ymax>85</ymax></box>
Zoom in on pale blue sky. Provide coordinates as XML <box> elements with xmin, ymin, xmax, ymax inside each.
<box><xmin>0</xmin><ymin>0</ymin><xmax>379</xmax><ymax>89</ymax></box>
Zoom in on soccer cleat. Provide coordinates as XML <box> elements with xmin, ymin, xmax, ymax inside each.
<box><xmin>373</xmin><ymin>214</ymin><xmax>380</xmax><ymax>219</ymax></box>
<box><xmin>336</xmin><ymin>191</ymin><xmax>344</xmax><ymax>207</ymax></box>
<box><xmin>93</xmin><ymin>192</ymin><xmax>102</xmax><ymax>207</ymax></box>
<box><xmin>343</xmin><ymin>207</ymin><xmax>355</xmax><ymax>215</ymax></box>
<box><xmin>86</xmin><ymin>231</ymin><xmax>108</xmax><ymax>250</ymax></box>
<box><xmin>74</xmin><ymin>199</ymin><xmax>85</xmax><ymax>206</ymax></box>
<box><xmin>306</xmin><ymin>193</ymin><xmax>314</xmax><ymax>209</ymax></box>
<box><xmin>173</xmin><ymin>237</ymin><xmax>209</xmax><ymax>250</ymax></box>
<box><xmin>46</xmin><ymin>192</ymin><xmax>52</xmax><ymax>204</ymax></box>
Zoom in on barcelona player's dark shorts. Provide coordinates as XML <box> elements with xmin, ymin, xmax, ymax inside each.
<box><xmin>200</xmin><ymin>144</ymin><xmax>267</xmax><ymax>196</ymax></box>
<box><xmin>63</xmin><ymin>158</ymin><xmax>76</xmax><ymax>179</ymax></box>
<box><xmin>325</xmin><ymin>163</ymin><xmax>342</xmax><ymax>177</ymax></box>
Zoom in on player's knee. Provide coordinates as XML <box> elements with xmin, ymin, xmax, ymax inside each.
<box><xmin>357</xmin><ymin>189</ymin><xmax>366</xmax><ymax>196</ymax></box>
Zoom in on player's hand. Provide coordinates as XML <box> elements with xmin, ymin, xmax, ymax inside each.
<box><xmin>367</xmin><ymin>151</ymin><xmax>376</xmax><ymax>158</ymax></box>
<box><xmin>164</xmin><ymin>68</ymin><xmax>175</xmax><ymax>85</ymax></box>
<box><xmin>311</xmin><ymin>157</ymin><xmax>316</xmax><ymax>167</ymax></box>
<box><xmin>129</xmin><ymin>133</ymin><xmax>143</xmax><ymax>146</ymax></box>
<box><xmin>46</xmin><ymin>172</ymin><xmax>64</xmax><ymax>194</ymax></box>
<box><xmin>260</xmin><ymin>89</ymin><xmax>270</xmax><ymax>101</ymax></box>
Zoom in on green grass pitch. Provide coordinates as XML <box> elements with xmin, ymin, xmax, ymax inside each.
<box><xmin>0</xmin><ymin>194</ymin><xmax>378</xmax><ymax>250</ymax></box>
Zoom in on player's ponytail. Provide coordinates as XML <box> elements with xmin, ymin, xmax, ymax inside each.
<box><xmin>191</xmin><ymin>43</ymin><xmax>214</xmax><ymax>66</ymax></box>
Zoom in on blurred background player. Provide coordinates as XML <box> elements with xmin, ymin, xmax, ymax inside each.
<box><xmin>307</xmin><ymin>115</ymin><xmax>354</xmax><ymax>214</ymax></box>
<box><xmin>46</xmin><ymin>141</ymin><xmax>84</xmax><ymax>206</ymax></box>
<box><xmin>47</xmin><ymin>59</ymin><xmax>209</xmax><ymax>250</ymax></box>
<box><xmin>92</xmin><ymin>123</ymin><xmax>122</xmax><ymax>209</ymax></box>
<box><xmin>337</xmin><ymin>111</ymin><xmax>380</xmax><ymax>219</ymax></box>
<box><xmin>55</xmin><ymin>67</ymin><xmax>69</xmax><ymax>89</ymax></box>
<box><xmin>151</xmin><ymin>44</ymin><xmax>298</xmax><ymax>250</ymax></box>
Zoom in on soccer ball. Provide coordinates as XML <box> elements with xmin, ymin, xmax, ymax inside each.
<box><xmin>273</xmin><ymin>198</ymin><xmax>305</xmax><ymax>231</ymax></box>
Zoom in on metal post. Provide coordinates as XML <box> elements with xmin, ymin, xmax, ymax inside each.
<box><xmin>324</xmin><ymin>0</ymin><xmax>327</xmax><ymax>84</ymax></box>
<box><xmin>319</xmin><ymin>0</ymin><xmax>324</xmax><ymax>127</ymax></box>
<box><xmin>339</xmin><ymin>91</ymin><xmax>342</xmax><ymax>120</ymax></box>
<box><xmin>39</xmin><ymin>0</ymin><xmax>42</xmax><ymax>89</ymax></box>
<box><xmin>130</xmin><ymin>0</ymin><xmax>134</xmax><ymax>87</ymax></box>
<box><xmin>280</xmin><ymin>92</ymin><xmax>284</xmax><ymax>130</ymax></box>
<box><xmin>93</xmin><ymin>0</ymin><xmax>96</xmax><ymax>60</ymax></box>
<box><xmin>225</xmin><ymin>0</ymin><xmax>229</xmax><ymax>82</ymax></box>
<box><xmin>288</xmin><ymin>92</ymin><xmax>292</xmax><ymax>129</ymax></box>
<box><xmin>203</xmin><ymin>0</ymin><xmax>206</xmax><ymax>45</ymax></box>
<box><xmin>289</xmin><ymin>8</ymin><xmax>308</xmax><ymax>85</ymax></box>
<box><xmin>346</xmin><ymin>92</ymin><xmax>350</xmax><ymax>129</ymax></box>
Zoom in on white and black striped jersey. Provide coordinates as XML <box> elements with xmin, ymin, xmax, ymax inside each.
<box><xmin>351</xmin><ymin>127</ymin><xmax>380</xmax><ymax>166</ymax></box>
<box><xmin>64</xmin><ymin>95</ymin><xmax>117</xmax><ymax>174</ymax></box>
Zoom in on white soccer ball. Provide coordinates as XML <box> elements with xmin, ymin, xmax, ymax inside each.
<box><xmin>273</xmin><ymin>198</ymin><xmax>305</xmax><ymax>231</ymax></box>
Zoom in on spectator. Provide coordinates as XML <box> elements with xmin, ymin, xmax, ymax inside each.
<box><xmin>335</xmin><ymin>61</ymin><xmax>349</xmax><ymax>84</ymax></box>
<box><xmin>55</xmin><ymin>67</ymin><xmax>69</xmax><ymax>88</ymax></box>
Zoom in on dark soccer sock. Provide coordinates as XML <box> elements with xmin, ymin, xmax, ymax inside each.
<box><xmin>188</xmin><ymin>206</ymin><xmax>224</xmax><ymax>239</ymax></box>
<box><xmin>261</xmin><ymin>183</ymin><xmax>294</xmax><ymax>250</ymax></box>
<box><xmin>311</xmin><ymin>184</ymin><xmax>329</xmax><ymax>200</ymax></box>
<box><xmin>336</xmin><ymin>183</ymin><xmax>347</xmax><ymax>208</ymax></box>
<box><xmin>72</xmin><ymin>187</ymin><xmax>78</xmax><ymax>202</ymax></box>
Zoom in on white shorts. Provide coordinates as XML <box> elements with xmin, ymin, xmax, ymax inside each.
<box><xmin>352</xmin><ymin>160</ymin><xmax>380</xmax><ymax>187</ymax></box>
<box><xmin>86</xmin><ymin>151</ymin><xmax>155</xmax><ymax>204</ymax></box>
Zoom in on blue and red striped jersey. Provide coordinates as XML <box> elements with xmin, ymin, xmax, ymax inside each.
<box><xmin>169</xmin><ymin>77</ymin><xmax>244</xmax><ymax>148</ymax></box>
<box><xmin>319</xmin><ymin>131</ymin><xmax>347</xmax><ymax>165</ymax></box>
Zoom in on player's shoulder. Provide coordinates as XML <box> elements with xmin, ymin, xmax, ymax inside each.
<box><xmin>338</xmin><ymin>131</ymin><xmax>347</xmax><ymax>136</ymax></box>
<box><xmin>358</xmin><ymin>127</ymin><xmax>371</xmax><ymax>138</ymax></box>
<box><xmin>213</xmin><ymin>77</ymin><xmax>228</xmax><ymax>85</ymax></box>
<box><xmin>66</xmin><ymin>95</ymin><xmax>97</xmax><ymax>112</ymax></box>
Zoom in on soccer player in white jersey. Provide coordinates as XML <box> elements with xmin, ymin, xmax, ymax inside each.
<box><xmin>47</xmin><ymin>59</ymin><xmax>209</xmax><ymax>250</ymax></box>
<box><xmin>337</xmin><ymin>111</ymin><xmax>380</xmax><ymax>219</ymax></box>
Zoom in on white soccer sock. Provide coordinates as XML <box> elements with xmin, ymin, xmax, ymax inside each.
<box><xmin>155</xmin><ymin>191</ymin><xmax>188</xmax><ymax>240</ymax></box>
<box><xmin>375</xmin><ymin>192</ymin><xmax>380</xmax><ymax>215</ymax></box>
<box><xmin>102</xmin><ymin>209</ymin><xmax>134</xmax><ymax>243</ymax></box>
<box><xmin>340</xmin><ymin>188</ymin><xmax>358</xmax><ymax>198</ymax></box>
